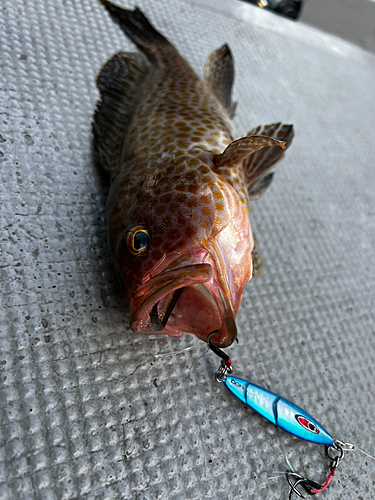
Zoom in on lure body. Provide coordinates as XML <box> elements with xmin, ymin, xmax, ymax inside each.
<box><xmin>225</xmin><ymin>375</ymin><xmax>334</xmax><ymax>446</ymax></box>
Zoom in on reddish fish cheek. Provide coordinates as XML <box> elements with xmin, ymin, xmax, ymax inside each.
<box><xmin>151</xmin><ymin>249</ymin><xmax>163</xmax><ymax>261</ymax></box>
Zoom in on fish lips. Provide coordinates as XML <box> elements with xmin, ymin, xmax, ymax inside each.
<box><xmin>129</xmin><ymin>264</ymin><xmax>237</xmax><ymax>347</ymax></box>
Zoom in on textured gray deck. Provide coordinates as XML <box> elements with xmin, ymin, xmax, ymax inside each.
<box><xmin>1</xmin><ymin>0</ymin><xmax>374</xmax><ymax>498</ymax></box>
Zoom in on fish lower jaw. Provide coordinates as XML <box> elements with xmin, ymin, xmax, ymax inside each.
<box><xmin>130</xmin><ymin>283</ymin><xmax>237</xmax><ymax>347</ymax></box>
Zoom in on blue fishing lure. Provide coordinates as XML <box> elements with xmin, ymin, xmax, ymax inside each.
<box><xmin>207</xmin><ymin>333</ymin><xmax>353</xmax><ymax>498</ymax></box>
<box><xmin>224</xmin><ymin>375</ymin><xmax>334</xmax><ymax>446</ymax></box>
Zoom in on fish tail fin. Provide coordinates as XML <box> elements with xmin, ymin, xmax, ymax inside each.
<box><xmin>99</xmin><ymin>1</ymin><xmax>170</xmax><ymax>54</ymax></box>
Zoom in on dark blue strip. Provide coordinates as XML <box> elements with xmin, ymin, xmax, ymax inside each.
<box><xmin>272</xmin><ymin>396</ymin><xmax>280</xmax><ymax>426</ymax></box>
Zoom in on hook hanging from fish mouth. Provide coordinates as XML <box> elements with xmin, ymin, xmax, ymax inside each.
<box><xmin>149</xmin><ymin>288</ymin><xmax>183</xmax><ymax>331</ymax></box>
<box><xmin>130</xmin><ymin>264</ymin><xmax>236</xmax><ymax>346</ymax></box>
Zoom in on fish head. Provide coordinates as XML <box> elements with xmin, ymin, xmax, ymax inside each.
<box><xmin>107</xmin><ymin>155</ymin><xmax>253</xmax><ymax>347</ymax></box>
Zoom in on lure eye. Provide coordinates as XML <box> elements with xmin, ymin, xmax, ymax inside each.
<box><xmin>126</xmin><ymin>225</ymin><xmax>151</xmax><ymax>255</ymax></box>
<box><xmin>296</xmin><ymin>415</ymin><xmax>319</xmax><ymax>434</ymax></box>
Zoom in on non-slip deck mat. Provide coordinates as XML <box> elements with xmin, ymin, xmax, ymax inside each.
<box><xmin>1</xmin><ymin>0</ymin><xmax>374</xmax><ymax>498</ymax></box>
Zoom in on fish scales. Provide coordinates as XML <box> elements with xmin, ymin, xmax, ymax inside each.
<box><xmin>94</xmin><ymin>0</ymin><xmax>294</xmax><ymax>347</ymax></box>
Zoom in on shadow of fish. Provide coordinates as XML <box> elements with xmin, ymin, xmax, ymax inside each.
<box><xmin>93</xmin><ymin>0</ymin><xmax>294</xmax><ymax>347</ymax></box>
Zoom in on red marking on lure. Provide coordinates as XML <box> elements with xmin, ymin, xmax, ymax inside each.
<box><xmin>296</xmin><ymin>415</ymin><xmax>319</xmax><ymax>434</ymax></box>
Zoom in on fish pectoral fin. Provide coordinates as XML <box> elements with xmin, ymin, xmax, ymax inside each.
<box><xmin>248</xmin><ymin>172</ymin><xmax>274</xmax><ymax>200</ymax></box>
<box><xmin>204</xmin><ymin>44</ymin><xmax>236</xmax><ymax>118</ymax></box>
<box><xmin>214</xmin><ymin>135</ymin><xmax>285</xmax><ymax>169</ymax></box>
<box><xmin>93</xmin><ymin>51</ymin><xmax>149</xmax><ymax>177</ymax></box>
<box><xmin>243</xmin><ymin>123</ymin><xmax>294</xmax><ymax>191</ymax></box>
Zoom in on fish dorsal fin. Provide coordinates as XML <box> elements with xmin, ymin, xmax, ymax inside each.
<box><xmin>243</xmin><ymin>123</ymin><xmax>294</xmax><ymax>188</ymax></box>
<box><xmin>214</xmin><ymin>135</ymin><xmax>285</xmax><ymax>169</ymax></box>
<box><xmin>93</xmin><ymin>51</ymin><xmax>149</xmax><ymax>177</ymax></box>
<box><xmin>204</xmin><ymin>44</ymin><xmax>236</xmax><ymax>118</ymax></box>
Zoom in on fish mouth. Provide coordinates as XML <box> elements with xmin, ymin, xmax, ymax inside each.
<box><xmin>149</xmin><ymin>288</ymin><xmax>184</xmax><ymax>332</ymax></box>
<box><xmin>129</xmin><ymin>264</ymin><xmax>237</xmax><ymax>347</ymax></box>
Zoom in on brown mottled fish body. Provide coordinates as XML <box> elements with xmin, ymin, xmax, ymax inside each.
<box><xmin>94</xmin><ymin>1</ymin><xmax>294</xmax><ymax>347</ymax></box>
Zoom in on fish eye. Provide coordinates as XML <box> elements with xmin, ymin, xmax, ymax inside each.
<box><xmin>126</xmin><ymin>225</ymin><xmax>151</xmax><ymax>255</ymax></box>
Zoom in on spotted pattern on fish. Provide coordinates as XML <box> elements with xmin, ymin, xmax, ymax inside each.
<box><xmin>93</xmin><ymin>1</ymin><xmax>294</xmax><ymax>347</ymax></box>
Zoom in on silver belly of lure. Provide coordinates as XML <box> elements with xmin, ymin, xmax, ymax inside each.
<box><xmin>207</xmin><ymin>332</ymin><xmax>354</xmax><ymax>499</ymax></box>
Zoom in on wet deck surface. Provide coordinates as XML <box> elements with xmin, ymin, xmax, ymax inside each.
<box><xmin>1</xmin><ymin>0</ymin><xmax>374</xmax><ymax>498</ymax></box>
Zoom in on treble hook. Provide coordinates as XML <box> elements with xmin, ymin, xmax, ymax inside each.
<box><xmin>286</xmin><ymin>474</ymin><xmax>306</xmax><ymax>499</ymax></box>
<box><xmin>286</xmin><ymin>440</ymin><xmax>352</xmax><ymax>498</ymax></box>
<box><xmin>286</xmin><ymin>472</ymin><xmax>322</xmax><ymax>498</ymax></box>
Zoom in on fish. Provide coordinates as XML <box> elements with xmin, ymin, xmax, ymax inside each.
<box><xmin>93</xmin><ymin>0</ymin><xmax>294</xmax><ymax>348</ymax></box>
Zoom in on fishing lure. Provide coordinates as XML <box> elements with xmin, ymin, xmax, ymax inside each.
<box><xmin>207</xmin><ymin>333</ymin><xmax>354</xmax><ymax>498</ymax></box>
